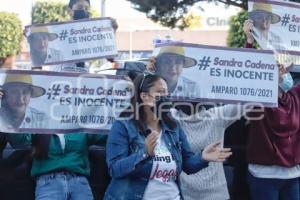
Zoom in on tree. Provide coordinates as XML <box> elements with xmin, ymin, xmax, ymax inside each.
<box><xmin>32</xmin><ymin>0</ymin><xmax>100</xmax><ymax>24</ymax></box>
<box><xmin>126</xmin><ymin>0</ymin><xmax>300</xmax><ymax>29</ymax></box>
<box><xmin>31</xmin><ymin>1</ymin><xmax>70</xmax><ymax>24</ymax></box>
<box><xmin>227</xmin><ymin>10</ymin><xmax>249</xmax><ymax>48</ymax></box>
<box><xmin>0</xmin><ymin>12</ymin><xmax>23</xmax><ymax>64</ymax></box>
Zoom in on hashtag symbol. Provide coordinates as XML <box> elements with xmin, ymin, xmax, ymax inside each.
<box><xmin>198</xmin><ymin>56</ymin><xmax>211</xmax><ymax>70</ymax></box>
<box><xmin>281</xmin><ymin>14</ymin><xmax>290</xmax><ymax>27</ymax></box>
<box><xmin>59</xmin><ymin>30</ymin><xmax>68</xmax><ymax>41</ymax></box>
<box><xmin>47</xmin><ymin>84</ymin><xmax>62</xmax><ymax>100</ymax></box>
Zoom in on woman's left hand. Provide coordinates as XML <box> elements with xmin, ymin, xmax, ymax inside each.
<box><xmin>202</xmin><ymin>141</ymin><xmax>232</xmax><ymax>162</ymax></box>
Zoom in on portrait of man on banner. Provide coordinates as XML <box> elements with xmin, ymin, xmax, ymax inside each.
<box><xmin>0</xmin><ymin>74</ymin><xmax>48</xmax><ymax>132</ymax></box>
<box><xmin>26</xmin><ymin>26</ymin><xmax>63</xmax><ymax>67</ymax></box>
<box><xmin>155</xmin><ymin>46</ymin><xmax>200</xmax><ymax>98</ymax></box>
<box><xmin>248</xmin><ymin>2</ymin><xmax>282</xmax><ymax>50</ymax></box>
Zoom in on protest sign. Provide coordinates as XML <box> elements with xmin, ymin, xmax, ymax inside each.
<box><xmin>248</xmin><ymin>0</ymin><xmax>300</xmax><ymax>71</ymax></box>
<box><xmin>25</xmin><ymin>18</ymin><xmax>118</xmax><ymax>67</ymax></box>
<box><xmin>0</xmin><ymin>70</ymin><xmax>130</xmax><ymax>133</ymax></box>
<box><xmin>152</xmin><ymin>43</ymin><xmax>279</xmax><ymax>107</ymax></box>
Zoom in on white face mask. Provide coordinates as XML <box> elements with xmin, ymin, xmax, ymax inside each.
<box><xmin>279</xmin><ymin>72</ymin><xmax>294</xmax><ymax>92</ymax></box>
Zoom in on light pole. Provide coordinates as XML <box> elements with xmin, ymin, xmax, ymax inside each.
<box><xmin>129</xmin><ymin>28</ymin><xmax>133</xmax><ymax>60</ymax></box>
<box><xmin>101</xmin><ymin>0</ymin><xmax>106</xmax><ymax>17</ymax></box>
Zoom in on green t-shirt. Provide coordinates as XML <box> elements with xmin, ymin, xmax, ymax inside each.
<box><xmin>8</xmin><ymin>133</ymin><xmax>107</xmax><ymax>177</ymax></box>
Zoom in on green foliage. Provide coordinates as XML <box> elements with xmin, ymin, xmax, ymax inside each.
<box><xmin>0</xmin><ymin>12</ymin><xmax>23</xmax><ymax>59</ymax></box>
<box><xmin>227</xmin><ymin>10</ymin><xmax>259</xmax><ymax>48</ymax></box>
<box><xmin>32</xmin><ymin>0</ymin><xmax>70</xmax><ymax>24</ymax></box>
<box><xmin>32</xmin><ymin>0</ymin><xmax>99</xmax><ymax>24</ymax></box>
<box><xmin>227</xmin><ymin>10</ymin><xmax>247</xmax><ymax>48</ymax></box>
<box><xmin>126</xmin><ymin>0</ymin><xmax>247</xmax><ymax>29</ymax></box>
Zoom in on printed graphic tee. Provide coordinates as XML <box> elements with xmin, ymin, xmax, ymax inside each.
<box><xmin>143</xmin><ymin>132</ymin><xmax>180</xmax><ymax>200</ymax></box>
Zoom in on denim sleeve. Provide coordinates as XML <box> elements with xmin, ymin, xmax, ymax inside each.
<box><xmin>179</xmin><ymin>127</ymin><xmax>209</xmax><ymax>174</ymax></box>
<box><xmin>106</xmin><ymin>121</ymin><xmax>149</xmax><ymax>178</ymax></box>
<box><xmin>6</xmin><ymin>133</ymin><xmax>32</xmax><ymax>149</ymax></box>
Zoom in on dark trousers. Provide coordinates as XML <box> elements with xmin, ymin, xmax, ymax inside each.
<box><xmin>248</xmin><ymin>172</ymin><xmax>299</xmax><ymax>200</ymax></box>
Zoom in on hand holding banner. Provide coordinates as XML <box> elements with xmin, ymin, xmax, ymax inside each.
<box><xmin>25</xmin><ymin>18</ymin><xmax>118</xmax><ymax>67</ymax></box>
<box><xmin>153</xmin><ymin>43</ymin><xmax>279</xmax><ymax>106</ymax></box>
<box><xmin>248</xmin><ymin>0</ymin><xmax>300</xmax><ymax>71</ymax></box>
<box><xmin>0</xmin><ymin>70</ymin><xmax>131</xmax><ymax>134</ymax></box>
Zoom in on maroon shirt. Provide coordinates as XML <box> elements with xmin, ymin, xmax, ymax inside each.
<box><xmin>247</xmin><ymin>84</ymin><xmax>300</xmax><ymax>167</ymax></box>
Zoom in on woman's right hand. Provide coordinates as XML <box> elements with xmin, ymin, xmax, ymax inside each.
<box><xmin>146</xmin><ymin>57</ymin><xmax>157</xmax><ymax>72</ymax></box>
<box><xmin>243</xmin><ymin>19</ymin><xmax>255</xmax><ymax>44</ymax></box>
<box><xmin>144</xmin><ymin>130</ymin><xmax>159</xmax><ymax>156</ymax></box>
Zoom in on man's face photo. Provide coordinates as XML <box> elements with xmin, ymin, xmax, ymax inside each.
<box><xmin>250</xmin><ymin>12</ymin><xmax>272</xmax><ymax>32</ymax></box>
<box><xmin>4</xmin><ymin>83</ymin><xmax>32</xmax><ymax>115</ymax></box>
<box><xmin>157</xmin><ymin>54</ymin><xmax>185</xmax><ymax>83</ymax></box>
<box><xmin>29</xmin><ymin>33</ymin><xmax>49</xmax><ymax>55</ymax></box>
<box><xmin>249</xmin><ymin>3</ymin><xmax>281</xmax><ymax>41</ymax></box>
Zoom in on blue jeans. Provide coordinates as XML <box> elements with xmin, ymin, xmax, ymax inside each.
<box><xmin>35</xmin><ymin>172</ymin><xmax>93</xmax><ymax>200</ymax></box>
<box><xmin>248</xmin><ymin>172</ymin><xmax>299</xmax><ymax>200</ymax></box>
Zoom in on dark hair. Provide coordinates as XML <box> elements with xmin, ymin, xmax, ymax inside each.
<box><xmin>121</xmin><ymin>73</ymin><xmax>176</xmax><ymax>133</ymax></box>
<box><xmin>68</xmin><ymin>0</ymin><xmax>90</xmax><ymax>8</ymax></box>
<box><xmin>125</xmin><ymin>70</ymin><xmax>140</xmax><ymax>82</ymax></box>
<box><xmin>32</xmin><ymin>134</ymin><xmax>51</xmax><ymax>160</ymax></box>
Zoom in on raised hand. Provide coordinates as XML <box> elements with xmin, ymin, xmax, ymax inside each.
<box><xmin>146</xmin><ymin>57</ymin><xmax>156</xmax><ymax>72</ymax></box>
<box><xmin>144</xmin><ymin>130</ymin><xmax>159</xmax><ymax>156</ymax></box>
<box><xmin>243</xmin><ymin>19</ymin><xmax>255</xmax><ymax>44</ymax></box>
<box><xmin>202</xmin><ymin>141</ymin><xmax>232</xmax><ymax>162</ymax></box>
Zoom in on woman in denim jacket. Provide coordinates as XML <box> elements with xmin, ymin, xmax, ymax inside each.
<box><xmin>104</xmin><ymin>73</ymin><xmax>232</xmax><ymax>200</ymax></box>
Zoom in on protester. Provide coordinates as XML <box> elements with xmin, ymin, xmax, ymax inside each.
<box><xmin>104</xmin><ymin>73</ymin><xmax>232</xmax><ymax>200</ymax></box>
<box><xmin>244</xmin><ymin>19</ymin><xmax>300</xmax><ymax>200</ymax></box>
<box><xmin>43</xmin><ymin>0</ymin><xmax>119</xmax><ymax>72</ymax></box>
<box><xmin>4</xmin><ymin>1</ymin><xmax>110</xmax><ymax>200</ymax></box>
<box><xmin>0</xmin><ymin>64</ymin><xmax>107</xmax><ymax>200</ymax></box>
<box><xmin>152</xmin><ymin>46</ymin><xmax>200</xmax><ymax>98</ymax></box>
<box><xmin>68</xmin><ymin>0</ymin><xmax>91</xmax><ymax>20</ymax></box>
<box><xmin>147</xmin><ymin>40</ymin><xmax>295</xmax><ymax>199</ymax></box>
<box><xmin>146</xmin><ymin>57</ymin><xmax>249</xmax><ymax>200</ymax></box>
<box><xmin>6</xmin><ymin>130</ymin><xmax>107</xmax><ymax>200</ymax></box>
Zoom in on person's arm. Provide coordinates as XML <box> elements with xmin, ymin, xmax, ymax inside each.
<box><xmin>242</xmin><ymin>19</ymin><xmax>294</xmax><ymax>98</ymax></box>
<box><xmin>178</xmin><ymin>127</ymin><xmax>209</xmax><ymax>174</ymax></box>
<box><xmin>6</xmin><ymin>133</ymin><xmax>32</xmax><ymax>149</ymax></box>
<box><xmin>106</xmin><ymin>121</ymin><xmax>151</xmax><ymax>178</ymax></box>
<box><xmin>212</xmin><ymin>104</ymin><xmax>251</xmax><ymax>129</ymax></box>
<box><xmin>179</xmin><ymin>126</ymin><xmax>232</xmax><ymax>174</ymax></box>
<box><xmin>243</xmin><ymin>19</ymin><xmax>255</xmax><ymax>48</ymax></box>
<box><xmin>87</xmin><ymin>133</ymin><xmax>108</xmax><ymax>147</ymax></box>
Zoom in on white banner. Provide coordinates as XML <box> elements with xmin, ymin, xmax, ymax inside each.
<box><xmin>152</xmin><ymin>43</ymin><xmax>279</xmax><ymax>107</ymax></box>
<box><xmin>248</xmin><ymin>0</ymin><xmax>300</xmax><ymax>71</ymax></box>
<box><xmin>0</xmin><ymin>70</ymin><xmax>130</xmax><ymax>133</ymax></box>
<box><xmin>25</xmin><ymin>18</ymin><xmax>118</xmax><ymax>67</ymax></box>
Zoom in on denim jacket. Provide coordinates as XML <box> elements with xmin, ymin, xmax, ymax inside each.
<box><xmin>104</xmin><ymin>119</ymin><xmax>209</xmax><ymax>200</ymax></box>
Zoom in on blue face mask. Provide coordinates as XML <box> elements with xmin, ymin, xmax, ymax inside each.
<box><xmin>279</xmin><ymin>72</ymin><xmax>293</xmax><ymax>92</ymax></box>
<box><xmin>73</xmin><ymin>9</ymin><xmax>90</xmax><ymax>20</ymax></box>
